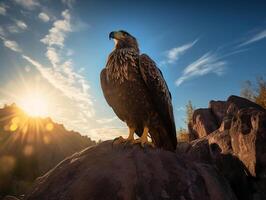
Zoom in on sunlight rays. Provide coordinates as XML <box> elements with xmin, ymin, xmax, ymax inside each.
<box><xmin>20</xmin><ymin>92</ymin><xmax>49</xmax><ymax>117</ymax></box>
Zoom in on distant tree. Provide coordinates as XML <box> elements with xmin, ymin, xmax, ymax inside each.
<box><xmin>185</xmin><ymin>100</ymin><xmax>195</xmax><ymax>125</ymax></box>
<box><xmin>176</xmin><ymin>127</ymin><xmax>189</xmax><ymax>142</ymax></box>
<box><xmin>255</xmin><ymin>77</ymin><xmax>266</xmax><ymax>108</ymax></box>
<box><xmin>240</xmin><ymin>80</ymin><xmax>255</xmax><ymax>101</ymax></box>
<box><xmin>241</xmin><ymin>76</ymin><xmax>266</xmax><ymax>109</ymax></box>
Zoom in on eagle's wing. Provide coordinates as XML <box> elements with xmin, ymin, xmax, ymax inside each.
<box><xmin>139</xmin><ymin>54</ymin><xmax>177</xmax><ymax>149</ymax></box>
<box><xmin>100</xmin><ymin>68</ymin><xmax>124</xmax><ymax>121</ymax></box>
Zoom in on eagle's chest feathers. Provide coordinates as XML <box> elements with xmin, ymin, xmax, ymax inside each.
<box><xmin>106</xmin><ymin>48</ymin><xmax>139</xmax><ymax>83</ymax></box>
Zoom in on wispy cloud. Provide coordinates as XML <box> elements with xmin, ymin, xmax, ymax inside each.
<box><xmin>162</xmin><ymin>39</ymin><xmax>198</xmax><ymax>64</ymax></box>
<box><xmin>38</xmin><ymin>12</ymin><xmax>50</xmax><ymax>22</ymax></box>
<box><xmin>13</xmin><ymin>0</ymin><xmax>40</xmax><ymax>10</ymax></box>
<box><xmin>61</xmin><ymin>0</ymin><xmax>75</xmax><ymax>8</ymax></box>
<box><xmin>176</xmin><ymin>52</ymin><xmax>226</xmax><ymax>86</ymax></box>
<box><xmin>0</xmin><ymin>36</ymin><xmax>21</xmax><ymax>52</ymax></box>
<box><xmin>33</xmin><ymin>9</ymin><xmax>94</xmax><ymax>120</ymax></box>
<box><xmin>21</xmin><ymin>54</ymin><xmax>94</xmax><ymax>116</ymax></box>
<box><xmin>15</xmin><ymin>20</ymin><xmax>27</xmax><ymax>30</ymax></box>
<box><xmin>176</xmin><ymin>106</ymin><xmax>185</xmax><ymax>112</ymax></box>
<box><xmin>0</xmin><ymin>4</ymin><xmax>7</xmax><ymax>15</ymax></box>
<box><xmin>96</xmin><ymin>117</ymin><xmax>118</xmax><ymax>124</ymax></box>
<box><xmin>88</xmin><ymin>127</ymin><xmax>127</xmax><ymax>141</ymax></box>
<box><xmin>239</xmin><ymin>29</ymin><xmax>266</xmax><ymax>47</ymax></box>
<box><xmin>41</xmin><ymin>10</ymin><xmax>71</xmax><ymax>48</ymax></box>
<box><xmin>7</xmin><ymin>19</ymin><xmax>28</xmax><ymax>34</ymax></box>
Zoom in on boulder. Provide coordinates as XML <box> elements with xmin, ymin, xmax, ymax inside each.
<box><xmin>177</xmin><ymin>132</ymin><xmax>252</xmax><ymax>200</ymax></box>
<box><xmin>26</xmin><ymin>141</ymin><xmax>237</xmax><ymax>200</ymax></box>
<box><xmin>189</xmin><ymin>95</ymin><xmax>265</xmax><ymax>139</ymax></box>
<box><xmin>226</xmin><ymin>95</ymin><xmax>265</xmax><ymax>115</ymax></box>
<box><xmin>209</xmin><ymin>100</ymin><xmax>227</xmax><ymax>125</ymax></box>
<box><xmin>230</xmin><ymin>108</ymin><xmax>266</xmax><ymax>177</ymax></box>
<box><xmin>190</xmin><ymin>108</ymin><xmax>218</xmax><ymax>138</ymax></box>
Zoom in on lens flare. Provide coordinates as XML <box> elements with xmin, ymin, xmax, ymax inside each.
<box><xmin>20</xmin><ymin>92</ymin><xmax>49</xmax><ymax>117</ymax></box>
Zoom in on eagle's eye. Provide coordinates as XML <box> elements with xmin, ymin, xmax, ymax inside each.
<box><xmin>119</xmin><ymin>30</ymin><xmax>129</xmax><ymax>37</ymax></box>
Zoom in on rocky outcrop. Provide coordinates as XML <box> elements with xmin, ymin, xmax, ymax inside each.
<box><xmin>188</xmin><ymin>96</ymin><xmax>266</xmax><ymax>178</ymax></box>
<box><xmin>184</xmin><ymin>95</ymin><xmax>266</xmax><ymax>199</ymax></box>
<box><xmin>26</xmin><ymin>141</ymin><xmax>237</xmax><ymax>200</ymax></box>
<box><xmin>177</xmin><ymin>135</ymin><xmax>252</xmax><ymax>200</ymax></box>
<box><xmin>230</xmin><ymin>108</ymin><xmax>266</xmax><ymax>177</ymax></box>
<box><xmin>189</xmin><ymin>95</ymin><xmax>265</xmax><ymax>139</ymax></box>
<box><xmin>190</xmin><ymin>109</ymin><xmax>219</xmax><ymax>138</ymax></box>
<box><xmin>11</xmin><ymin>95</ymin><xmax>266</xmax><ymax>200</ymax></box>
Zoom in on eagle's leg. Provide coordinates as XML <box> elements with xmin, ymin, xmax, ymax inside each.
<box><xmin>133</xmin><ymin>127</ymin><xmax>155</xmax><ymax>148</ymax></box>
<box><xmin>113</xmin><ymin>127</ymin><xmax>135</xmax><ymax>145</ymax></box>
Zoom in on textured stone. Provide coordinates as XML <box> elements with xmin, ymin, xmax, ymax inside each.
<box><xmin>26</xmin><ymin>141</ymin><xmax>236</xmax><ymax>200</ymax></box>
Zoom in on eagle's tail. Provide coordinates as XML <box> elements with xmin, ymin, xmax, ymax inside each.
<box><xmin>150</xmin><ymin>126</ymin><xmax>176</xmax><ymax>151</ymax></box>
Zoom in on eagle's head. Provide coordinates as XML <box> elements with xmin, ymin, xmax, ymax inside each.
<box><xmin>109</xmin><ymin>30</ymin><xmax>139</xmax><ymax>52</ymax></box>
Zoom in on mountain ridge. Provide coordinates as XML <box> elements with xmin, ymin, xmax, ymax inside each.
<box><xmin>0</xmin><ymin>104</ymin><xmax>96</xmax><ymax>198</ymax></box>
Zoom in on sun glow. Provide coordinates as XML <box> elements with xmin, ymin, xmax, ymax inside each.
<box><xmin>20</xmin><ymin>92</ymin><xmax>49</xmax><ymax>117</ymax></box>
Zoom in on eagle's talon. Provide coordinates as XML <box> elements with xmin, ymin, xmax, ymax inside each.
<box><xmin>113</xmin><ymin>136</ymin><xmax>135</xmax><ymax>146</ymax></box>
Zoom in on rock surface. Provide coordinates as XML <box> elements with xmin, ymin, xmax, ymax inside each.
<box><xmin>26</xmin><ymin>141</ymin><xmax>236</xmax><ymax>200</ymax></box>
<box><xmin>190</xmin><ymin>109</ymin><xmax>218</xmax><ymax>138</ymax></box>
<box><xmin>184</xmin><ymin>96</ymin><xmax>266</xmax><ymax>199</ymax></box>
<box><xmin>20</xmin><ymin>95</ymin><xmax>266</xmax><ymax>200</ymax></box>
<box><xmin>189</xmin><ymin>95</ymin><xmax>265</xmax><ymax>139</ymax></box>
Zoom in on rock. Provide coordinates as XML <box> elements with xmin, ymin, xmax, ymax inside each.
<box><xmin>190</xmin><ymin>108</ymin><xmax>219</xmax><ymax>138</ymax></box>
<box><xmin>226</xmin><ymin>95</ymin><xmax>265</xmax><ymax>115</ymax></box>
<box><xmin>209</xmin><ymin>100</ymin><xmax>227</xmax><ymax>125</ymax></box>
<box><xmin>177</xmin><ymin>132</ymin><xmax>252</xmax><ymax>200</ymax></box>
<box><xmin>2</xmin><ymin>196</ymin><xmax>20</xmax><ymax>200</ymax></box>
<box><xmin>208</xmin><ymin>130</ymin><xmax>232</xmax><ymax>154</ymax></box>
<box><xmin>25</xmin><ymin>141</ymin><xmax>236</xmax><ymax>200</ymax></box>
<box><xmin>186</xmin><ymin>95</ymin><xmax>266</xmax><ymax>199</ymax></box>
<box><xmin>189</xmin><ymin>95</ymin><xmax>265</xmax><ymax>139</ymax></box>
<box><xmin>230</xmin><ymin>107</ymin><xmax>266</xmax><ymax>177</ymax></box>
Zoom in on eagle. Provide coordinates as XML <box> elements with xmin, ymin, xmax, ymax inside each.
<box><xmin>100</xmin><ymin>30</ymin><xmax>177</xmax><ymax>151</ymax></box>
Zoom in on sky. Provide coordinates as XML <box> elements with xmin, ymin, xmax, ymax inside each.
<box><xmin>0</xmin><ymin>0</ymin><xmax>266</xmax><ymax>141</ymax></box>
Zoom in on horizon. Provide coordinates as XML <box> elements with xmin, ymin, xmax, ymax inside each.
<box><xmin>1</xmin><ymin>0</ymin><xmax>266</xmax><ymax>141</ymax></box>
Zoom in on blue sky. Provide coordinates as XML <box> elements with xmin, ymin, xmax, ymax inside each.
<box><xmin>0</xmin><ymin>0</ymin><xmax>266</xmax><ymax>140</ymax></box>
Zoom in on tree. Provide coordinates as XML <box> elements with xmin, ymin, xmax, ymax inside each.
<box><xmin>240</xmin><ymin>80</ymin><xmax>255</xmax><ymax>101</ymax></box>
<box><xmin>240</xmin><ymin>76</ymin><xmax>266</xmax><ymax>109</ymax></box>
<box><xmin>255</xmin><ymin>77</ymin><xmax>266</xmax><ymax>108</ymax></box>
<box><xmin>185</xmin><ymin>100</ymin><xmax>195</xmax><ymax>125</ymax></box>
<box><xmin>176</xmin><ymin>127</ymin><xmax>189</xmax><ymax>142</ymax></box>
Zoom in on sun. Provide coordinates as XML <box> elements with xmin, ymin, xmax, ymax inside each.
<box><xmin>20</xmin><ymin>92</ymin><xmax>49</xmax><ymax>117</ymax></box>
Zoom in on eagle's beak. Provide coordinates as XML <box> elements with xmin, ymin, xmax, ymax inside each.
<box><xmin>109</xmin><ymin>31</ymin><xmax>115</xmax><ymax>40</ymax></box>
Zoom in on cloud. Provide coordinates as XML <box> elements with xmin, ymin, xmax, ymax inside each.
<box><xmin>38</xmin><ymin>12</ymin><xmax>50</xmax><ymax>22</ymax></box>
<box><xmin>239</xmin><ymin>29</ymin><xmax>266</xmax><ymax>47</ymax></box>
<box><xmin>15</xmin><ymin>20</ymin><xmax>27</xmax><ymax>30</ymax></box>
<box><xmin>45</xmin><ymin>47</ymin><xmax>60</xmax><ymax>67</ymax></box>
<box><xmin>96</xmin><ymin>117</ymin><xmax>118</xmax><ymax>124</ymax></box>
<box><xmin>0</xmin><ymin>36</ymin><xmax>21</xmax><ymax>52</ymax></box>
<box><xmin>7</xmin><ymin>25</ymin><xmax>20</xmax><ymax>33</ymax></box>
<box><xmin>61</xmin><ymin>0</ymin><xmax>75</xmax><ymax>8</ymax></box>
<box><xmin>21</xmin><ymin>55</ymin><xmax>94</xmax><ymax>116</ymax></box>
<box><xmin>0</xmin><ymin>4</ymin><xmax>7</xmax><ymax>15</ymax></box>
<box><xmin>163</xmin><ymin>39</ymin><xmax>198</xmax><ymax>64</ymax></box>
<box><xmin>19</xmin><ymin>9</ymin><xmax>95</xmax><ymax>131</ymax></box>
<box><xmin>4</xmin><ymin>40</ymin><xmax>21</xmax><ymax>52</ymax></box>
<box><xmin>88</xmin><ymin>127</ymin><xmax>127</xmax><ymax>141</ymax></box>
<box><xmin>176</xmin><ymin>106</ymin><xmax>185</xmax><ymax>112</ymax></box>
<box><xmin>13</xmin><ymin>0</ymin><xmax>40</xmax><ymax>10</ymax></box>
<box><xmin>7</xmin><ymin>20</ymin><xmax>28</xmax><ymax>34</ymax></box>
<box><xmin>41</xmin><ymin>10</ymin><xmax>71</xmax><ymax>47</ymax></box>
<box><xmin>176</xmin><ymin>52</ymin><xmax>226</xmax><ymax>86</ymax></box>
